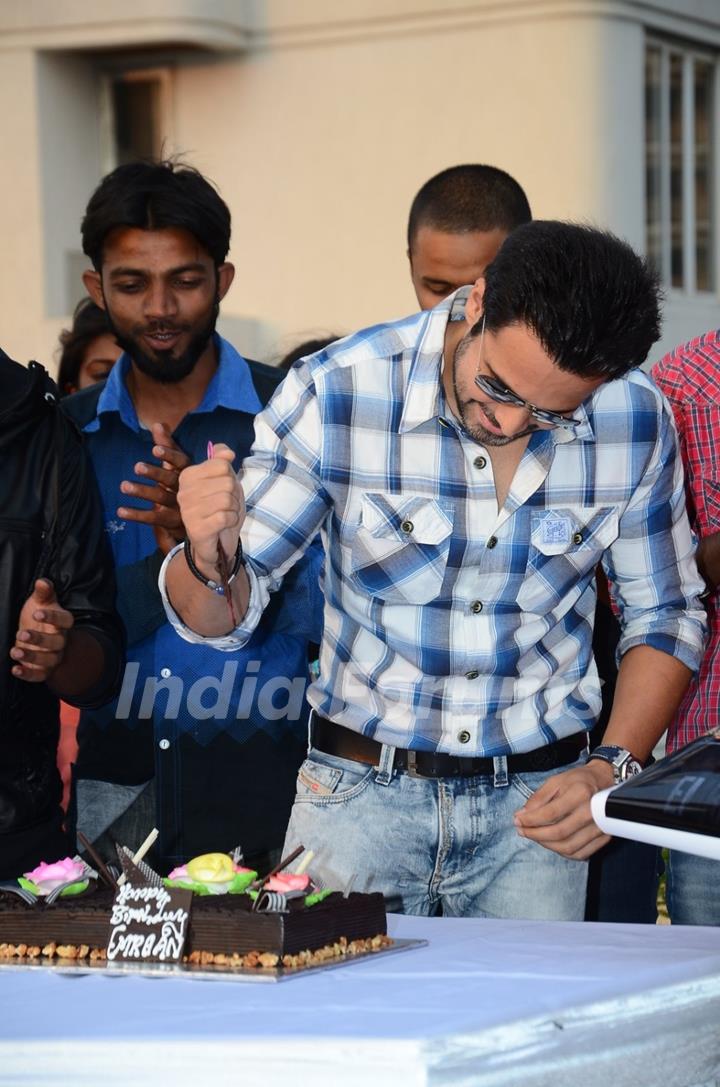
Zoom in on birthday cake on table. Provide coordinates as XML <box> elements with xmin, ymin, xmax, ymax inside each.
<box><xmin>0</xmin><ymin>850</ymin><xmax>389</xmax><ymax>970</ymax></box>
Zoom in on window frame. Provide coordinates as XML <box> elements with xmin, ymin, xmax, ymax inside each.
<box><xmin>645</xmin><ymin>35</ymin><xmax>719</xmax><ymax>298</ymax></box>
<box><xmin>99</xmin><ymin>66</ymin><xmax>174</xmax><ymax>176</ymax></box>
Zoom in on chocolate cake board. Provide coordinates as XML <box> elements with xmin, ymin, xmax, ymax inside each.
<box><xmin>0</xmin><ymin>937</ymin><xmax>426</xmax><ymax>983</ymax></box>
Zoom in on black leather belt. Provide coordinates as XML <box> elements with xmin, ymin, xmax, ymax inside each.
<box><xmin>311</xmin><ymin>715</ymin><xmax>588</xmax><ymax>779</ymax></box>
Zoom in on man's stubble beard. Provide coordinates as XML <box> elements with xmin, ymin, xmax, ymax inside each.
<box><xmin>105</xmin><ymin>299</ymin><xmax>220</xmax><ymax>385</ymax></box>
<box><xmin>451</xmin><ymin>330</ymin><xmax>536</xmax><ymax>447</ymax></box>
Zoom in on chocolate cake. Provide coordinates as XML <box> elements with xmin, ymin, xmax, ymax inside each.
<box><xmin>0</xmin><ymin>883</ymin><xmax>389</xmax><ymax>967</ymax></box>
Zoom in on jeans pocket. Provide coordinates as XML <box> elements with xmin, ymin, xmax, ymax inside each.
<box><xmin>294</xmin><ymin>749</ymin><xmax>375</xmax><ymax>806</ymax></box>
<box><xmin>510</xmin><ymin>751</ymin><xmax>588</xmax><ymax>801</ymax></box>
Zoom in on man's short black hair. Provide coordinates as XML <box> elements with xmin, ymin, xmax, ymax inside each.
<box><xmin>480</xmin><ymin>221</ymin><xmax>662</xmax><ymax>379</ymax></box>
<box><xmin>407</xmin><ymin>164</ymin><xmax>531</xmax><ymax>252</ymax></box>
<box><xmin>81</xmin><ymin>159</ymin><xmax>231</xmax><ymax>269</ymax></box>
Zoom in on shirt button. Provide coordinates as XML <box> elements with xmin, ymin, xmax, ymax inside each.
<box><xmin>573</xmin><ymin>531</ymin><xmax>583</xmax><ymax>545</ymax></box>
<box><xmin>401</xmin><ymin>520</ymin><xmax>414</xmax><ymax>534</ymax></box>
<box><xmin>465</xmin><ymin>669</ymin><xmax>479</xmax><ymax>680</ymax></box>
<box><xmin>160</xmin><ymin>667</ymin><xmax>172</xmax><ymax>678</ymax></box>
<box><xmin>158</xmin><ymin>739</ymin><xmax>170</xmax><ymax>751</ymax></box>
<box><xmin>438</xmin><ymin>418</ymin><xmax>450</xmax><ymax>428</ymax></box>
<box><xmin>486</xmin><ymin>536</ymin><xmax>497</xmax><ymax>549</ymax></box>
<box><xmin>457</xmin><ymin>730</ymin><xmax>472</xmax><ymax>744</ymax></box>
<box><xmin>471</xmin><ymin>600</ymin><xmax>483</xmax><ymax>614</ymax></box>
<box><xmin>473</xmin><ymin>456</ymin><xmax>487</xmax><ymax>470</ymax></box>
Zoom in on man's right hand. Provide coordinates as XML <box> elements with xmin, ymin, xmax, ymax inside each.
<box><xmin>176</xmin><ymin>443</ymin><xmax>244</xmax><ymax>575</ymax></box>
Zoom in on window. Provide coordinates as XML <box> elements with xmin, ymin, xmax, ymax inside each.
<box><xmin>100</xmin><ymin>68</ymin><xmax>173</xmax><ymax>173</ymax></box>
<box><xmin>645</xmin><ymin>39</ymin><xmax>717</xmax><ymax>293</ymax></box>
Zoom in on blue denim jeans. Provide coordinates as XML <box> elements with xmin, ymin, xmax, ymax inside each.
<box><xmin>667</xmin><ymin>849</ymin><xmax>720</xmax><ymax>926</ymax></box>
<box><xmin>282</xmin><ymin>747</ymin><xmax>588</xmax><ymax>919</ymax></box>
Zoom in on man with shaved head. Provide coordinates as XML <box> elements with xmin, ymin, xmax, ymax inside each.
<box><xmin>407</xmin><ymin>164</ymin><xmax>531</xmax><ymax>311</ymax></box>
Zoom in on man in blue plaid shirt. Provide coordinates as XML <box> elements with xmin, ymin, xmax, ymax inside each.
<box><xmin>162</xmin><ymin>222</ymin><xmax>706</xmax><ymax>919</ymax></box>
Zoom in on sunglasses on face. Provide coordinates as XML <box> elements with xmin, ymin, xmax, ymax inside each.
<box><xmin>473</xmin><ymin>373</ymin><xmax>580</xmax><ymax>429</ymax></box>
<box><xmin>473</xmin><ymin>315</ymin><xmax>580</xmax><ymax>430</ymax></box>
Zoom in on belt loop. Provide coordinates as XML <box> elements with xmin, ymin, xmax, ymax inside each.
<box><xmin>307</xmin><ymin>708</ymin><xmax>316</xmax><ymax>754</ymax></box>
<box><xmin>493</xmin><ymin>755</ymin><xmax>509</xmax><ymax>789</ymax></box>
<box><xmin>374</xmin><ymin>743</ymin><xmax>396</xmax><ymax>787</ymax></box>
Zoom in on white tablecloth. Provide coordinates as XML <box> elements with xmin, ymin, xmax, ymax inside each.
<box><xmin>1</xmin><ymin>915</ymin><xmax>719</xmax><ymax>1086</ymax></box>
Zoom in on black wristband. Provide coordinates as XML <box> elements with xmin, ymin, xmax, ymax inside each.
<box><xmin>183</xmin><ymin>537</ymin><xmax>243</xmax><ymax>595</ymax></box>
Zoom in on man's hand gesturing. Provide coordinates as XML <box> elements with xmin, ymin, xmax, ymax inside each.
<box><xmin>11</xmin><ymin>579</ymin><xmax>74</xmax><ymax>683</ymax></box>
<box><xmin>176</xmin><ymin>443</ymin><xmax>244</xmax><ymax>577</ymax></box>
<box><xmin>118</xmin><ymin>423</ymin><xmax>192</xmax><ymax>555</ymax></box>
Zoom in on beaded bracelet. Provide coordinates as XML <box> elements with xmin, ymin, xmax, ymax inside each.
<box><xmin>183</xmin><ymin>537</ymin><xmax>243</xmax><ymax>595</ymax></box>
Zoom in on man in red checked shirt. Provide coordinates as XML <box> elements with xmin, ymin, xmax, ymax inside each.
<box><xmin>653</xmin><ymin>329</ymin><xmax>720</xmax><ymax>925</ymax></box>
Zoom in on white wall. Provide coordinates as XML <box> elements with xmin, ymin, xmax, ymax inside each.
<box><xmin>173</xmin><ymin>3</ymin><xmax>720</xmax><ymax>364</ymax></box>
<box><xmin>37</xmin><ymin>52</ymin><xmax>103</xmax><ymax>319</ymax></box>
<box><xmin>0</xmin><ymin>51</ymin><xmax>106</xmax><ymax>368</ymax></box>
<box><xmin>0</xmin><ymin>0</ymin><xmax>250</xmax><ymax>50</ymax></box>
<box><xmin>0</xmin><ymin>49</ymin><xmax>46</xmax><ymax>365</ymax></box>
<box><xmin>177</xmin><ymin>11</ymin><xmax>623</xmax><ymax>360</ymax></box>
<box><xmin>0</xmin><ymin>0</ymin><xmax>718</xmax><ymax>371</ymax></box>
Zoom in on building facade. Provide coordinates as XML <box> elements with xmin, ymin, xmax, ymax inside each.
<box><xmin>0</xmin><ymin>0</ymin><xmax>718</xmax><ymax>369</ymax></box>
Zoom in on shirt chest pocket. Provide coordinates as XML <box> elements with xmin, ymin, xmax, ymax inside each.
<box><xmin>516</xmin><ymin>507</ymin><xmax>619</xmax><ymax>614</ymax></box>
<box><xmin>704</xmin><ymin>481</ymin><xmax>720</xmax><ymax>531</ymax></box>
<box><xmin>350</xmin><ymin>493</ymin><xmax>454</xmax><ymax>604</ymax></box>
<box><xmin>684</xmin><ymin>405</ymin><xmax>720</xmax><ymax>530</ymax></box>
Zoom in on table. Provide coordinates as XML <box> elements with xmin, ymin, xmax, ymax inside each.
<box><xmin>1</xmin><ymin>915</ymin><xmax>719</xmax><ymax>1086</ymax></box>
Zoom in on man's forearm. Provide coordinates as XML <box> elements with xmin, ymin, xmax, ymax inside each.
<box><xmin>601</xmin><ymin>644</ymin><xmax>693</xmax><ymax>760</ymax></box>
<box><xmin>164</xmin><ymin>546</ymin><xmax>251</xmax><ymax>637</ymax></box>
<box><xmin>697</xmin><ymin>531</ymin><xmax>720</xmax><ymax>591</ymax></box>
<box><xmin>46</xmin><ymin>628</ymin><xmax>106</xmax><ymax>702</ymax></box>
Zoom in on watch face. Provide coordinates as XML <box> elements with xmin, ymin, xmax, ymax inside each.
<box><xmin>619</xmin><ymin>757</ymin><xmax>643</xmax><ymax>780</ymax></box>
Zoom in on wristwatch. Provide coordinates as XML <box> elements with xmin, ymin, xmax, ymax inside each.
<box><xmin>588</xmin><ymin>745</ymin><xmax>643</xmax><ymax>784</ymax></box>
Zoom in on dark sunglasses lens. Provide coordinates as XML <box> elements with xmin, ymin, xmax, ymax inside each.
<box><xmin>476</xmin><ymin>375</ymin><xmax>577</xmax><ymax>428</ymax></box>
<box><xmin>477</xmin><ymin>376</ymin><xmax>513</xmax><ymax>402</ymax></box>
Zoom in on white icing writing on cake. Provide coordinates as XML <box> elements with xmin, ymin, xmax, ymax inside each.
<box><xmin>106</xmin><ymin>884</ymin><xmax>189</xmax><ymax>962</ymax></box>
<box><xmin>110</xmin><ymin>883</ymin><xmax>172</xmax><ymax>920</ymax></box>
<box><xmin>107</xmin><ymin>921</ymin><xmax>186</xmax><ymax>961</ymax></box>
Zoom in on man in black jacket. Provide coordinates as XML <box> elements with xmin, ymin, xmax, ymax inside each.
<box><xmin>0</xmin><ymin>350</ymin><xmax>124</xmax><ymax>878</ymax></box>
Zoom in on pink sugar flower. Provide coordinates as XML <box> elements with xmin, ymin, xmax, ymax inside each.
<box><xmin>264</xmin><ymin>873</ymin><xmax>310</xmax><ymax>894</ymax></box>
<box><xmin>166</xmin><ymin>864</ymin><xmax>190</xmax><ymax>882</ymax></box>
<box><xmin>23</xmin><ymin>858</ymin><xmax>85</xmax><ymax>894</ymax></box>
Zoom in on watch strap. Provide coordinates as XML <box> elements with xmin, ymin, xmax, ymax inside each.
<box><xmin>588</xmin><ymin>745</ymin><xmax>643</xmax><ymax>782</ymax></box>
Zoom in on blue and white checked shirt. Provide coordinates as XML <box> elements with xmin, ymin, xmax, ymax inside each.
<box><xmin>162</xmin><ymin>290</ymin><xmax>706</xmax><ymax>757</ymax></box>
